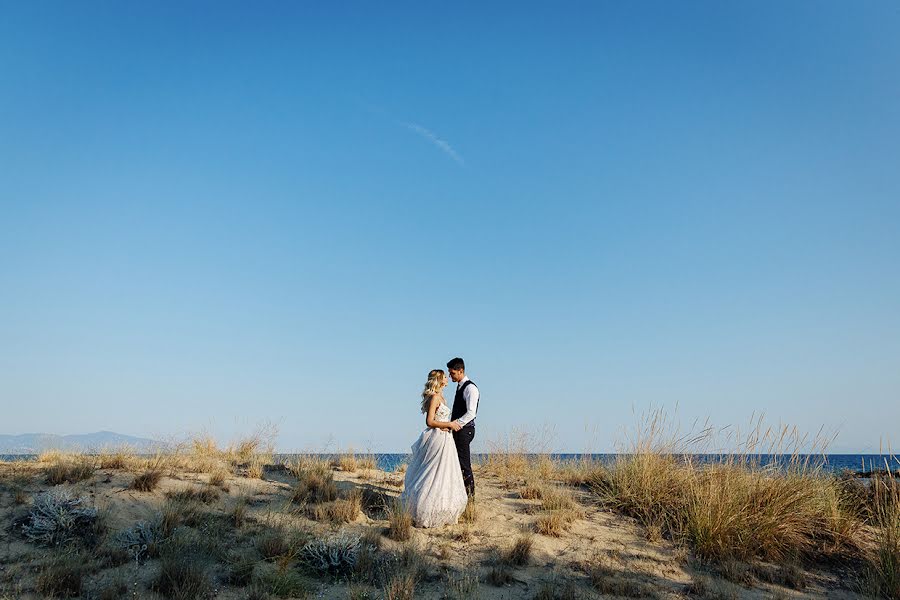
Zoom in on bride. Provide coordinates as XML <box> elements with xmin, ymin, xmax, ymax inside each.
<box><xmin>400</xmin><ymin>369</ymin><xmax>469</xmax><ymax>527</ymax></box>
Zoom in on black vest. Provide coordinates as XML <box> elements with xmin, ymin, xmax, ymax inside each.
<box><xmin>451</xmin><ymin>380</ymin><xmax>477</xmax><ymax>427</ymax></box>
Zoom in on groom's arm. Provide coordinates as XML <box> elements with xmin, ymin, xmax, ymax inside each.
<box><xmin>455</xmin><ymin>385</ymin><xmax>479</xmax><ymax>427</ymax></box>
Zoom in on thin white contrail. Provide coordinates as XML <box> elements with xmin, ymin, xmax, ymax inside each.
<box><xmin>403</xmin><ymin>122</ymin><xmax>465</xmax><ymax>166</ymax></box>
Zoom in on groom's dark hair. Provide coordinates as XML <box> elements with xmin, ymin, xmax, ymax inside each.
<box><xmin>447</xmin><ymin>357</ymin><xmax>465</xmax><ymax>371</ymax></box>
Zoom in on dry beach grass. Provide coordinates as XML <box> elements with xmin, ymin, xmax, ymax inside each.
<box><xmin>0</xmin><ymin>420</ymin><xmax>897</xmax><ymax>599</ymax></box>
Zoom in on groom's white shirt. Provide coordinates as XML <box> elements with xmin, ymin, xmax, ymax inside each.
<box><xmin>455</xmin><ymin>376</ymin><xmax>479</xmax><ymax>427</ymax></box>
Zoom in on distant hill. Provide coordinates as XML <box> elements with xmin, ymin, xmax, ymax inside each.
<box><xmin>0</xmin><ymin>431</ymin><xmax>167</xmax><ymax>454</ymax></box>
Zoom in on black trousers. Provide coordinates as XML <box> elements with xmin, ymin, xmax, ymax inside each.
<box><xmin>453</xmin><ymin>425</ymin><xmax>476</xmax><ymax>496</ymax></box>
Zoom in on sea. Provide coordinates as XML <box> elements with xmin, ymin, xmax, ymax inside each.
<box><xmin>2</xmin><ymin>453</ymin><xmax>897</xmax><ymax>474</ymax></box>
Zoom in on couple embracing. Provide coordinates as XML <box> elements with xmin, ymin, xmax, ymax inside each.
<box><xmin>400</xmin><ymin>357</ymin><xmax>478</xmax><ymax>528</ymax></box>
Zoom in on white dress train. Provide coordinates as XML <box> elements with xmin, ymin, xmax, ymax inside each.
<box><xmin>400</xmin><ymin>402</ymin><xmax>468</xmax><ymax>528</ymax></box>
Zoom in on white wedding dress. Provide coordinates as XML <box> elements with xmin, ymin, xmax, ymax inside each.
<box><xmin>400</xmin><ymin>402</ymin><xmax>469</xmax><ymax>527</ymax></box>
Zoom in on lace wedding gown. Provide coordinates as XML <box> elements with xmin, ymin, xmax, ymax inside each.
<box><xmin>400</xmin><ymin>402</ymin><xmax>469</xmax><ymax>528</ymax></box>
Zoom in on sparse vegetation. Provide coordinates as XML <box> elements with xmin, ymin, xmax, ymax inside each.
<box><xmin>247</xmin><ymin>458</ymin><xmax>265</xmax><ymax>479</ymax></box>
<box><xmin>540</xmin><ymin>487</ymin><xmax>577</xmax><ymax>512</ymax></box>
<box><xmin>382</xmin><ymin>571</ymin><xmax>416</xmax><ymax>600</ymax></box>
<box><xmin>387</xmin><ymin>498</ymin><xmax>412</xmax><ymax>541</ymax></box>
<box><xmin>530</xmin><ymin>483</ymin><xmax>583</xmax><ymax>538</ymax></box>
<box><xmin>98</xmin><ymin>448</ymin><xmax>136</xmax><ymax>470</ymax></box>
<box><xmin>159</xmin><ymin>496</ymin><xmax>206</xmax><ymax>536</ymax></box>
<box><xmin>686</xmin><ymin>574</ymin><xmax>741</xmax><ymax>600</ymax></box>
<box><xmin>535</xmin><ymin>510</ymin><xmax>574</xmax><ymax>537</ymax></box>
<box><xmin>224</xmin><ymin>550</ymin><xmax>258</xmax><ymax>586</ymax></box>
<box><xmin>487</xmin><ymin>562</ymin><xmax>513</xmax><ymax>586</ymax></box>
<box><xmin>501</xmin><ymin>534</ymin><xmax>533</xmax><ymax>566</ymax></box>
<box><xmin>252</xmin><ymin>563</ymin><xmax>313</xmax><ymax>598</ymax></box>
<box><xmin>311</xmin><ymin>489</ymin><xmax>362</xmax><ymax>523</ymax></box>
<box><xmin>519</xmin><ymin>482</ymin><xmax>544</xmax><ymax>500</ymax></box>
<box><xmin>290</xmin><ymin>459</ymin><xmax>339</xmax><ymax>504</ymax></box>
<box><xmin>230</xmin><ymin>494</ymin><xmax>249</xmax><ymax>527</ymax></box>
<box><xmin>752</xmin><ymin>560</ymin><xmax>806</xmax><ymax>590</ymax></box>
<box><xmin>165</xmin><ymin>485</ymin><xmax>220</xmax><ymax>504</ymax></box>
<box><xmin>1</xmin><ymin>419</ymin><xmax>894</xmax><ymax>600</ymax></box>
<box><xmin>348</xmin><ymin>583</ymin><xmax>377</xmax><ymax>600</ymax></box>
<box><xmin>581</xmin><ymin>553</ymin><xmax>653</xmax><ymax>598</ymax></box>
<box><xmin>43</xmin><ymin>455</ymin><xmax>95</xmax><ymax>485</ymax></box>
<box><xmin>35</xmin><ymin>551</ymin><xmax>94</xmax><ymax>598</ymax></box>
<box><xmin>256</xmin><ymin>527</ymin><xmax>291</xmax><ymax>560</ymax></box>
<box><xmin>444</xmin><ymin>572</ymin><xmax>479</xmax><ymax>599</ymax></box>
<box><xmin>482</xmin><ymin>426</ymin><xmax>556</xmax><ymax>486</ymax></box>
<box><xmin>130</xmin><ymin>469</ymin><xmax>163</xmax><ymax>492</ymax></box>
<box><xmin>152</xmin><ymin>552</ymin><xmax>212</xmax><ymax>600</ymax></box>
<box><xmin>209</xmin><ymin>467</ymin><xmax>229</xmax><ymax>487</ymax></box>
<box><xmin>96</xmin><ymin>575</ymin><xmax>129</xmax><ymax>600</ymax></box>
<box><xmin>359</xmin><ymin>487</ymin><xmax>389</xmax><ymax>517</ymax></box>
<box><xmin>336</xmin><ymin>450</ymin><xmax>359</xmax><ymax>473</ymax></box>
<box><xmin>166</xmin><ymin>426</ymin><xmax>275</xmax><ymax>477</ymax></box>
<box><xmin>351</xmin><ymin>530</ymin><xmax>382</xmax><ymax>584</ymax></box>
<box><xmin>461</xmin><ymin>496</ymin><xmax>477</xmax><ymax>523</ymax></box>
<box><xmin>380</xmin><ymin>542</ymin><xmax>426</xmax><ymax>600</ymax></box>
<box><xmin>2</xmin><ymin>473</ymin><xmax>31</xmax><ymax>505</ymax></box>
<box><xmin>454</xmin><ymin>526</ymin><xmax>472</xmax><ymax>542</ymax></box>
<box><xmin>532</xmin><ymin>578</ymin><xmax>581</xmax><ymax>600</ymax></box>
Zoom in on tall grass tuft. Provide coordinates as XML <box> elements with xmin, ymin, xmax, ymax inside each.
<box><xmin>335</xmin><ymin>449</ymin><xmax>359</xmax><ymax>473</ymax></box>
<box><xmin>591</xmin><ymin>409</ymin><xmax>863</xmax><ymax>564</ymax></box>
<box><xmin>501</xmin><ymin>534</ymin><xmax>533</xmax><ymax>566</ymax></box>
<box><xmin>383</xmin><ymin>572</ymin><xmax>416</xmax><ymax>600</ymax></box>
<box><xmin>256</xmin><ymin>528</ymin><xmax>291</xmax><ymax>560</ymax></box>
<box><xmin>381</xmin><ymin>541</ymin><xmax>427</xmax><ymax>600</ymax></box>
<box><xmin>387</xmin><ymin>498</ymin><xmax>413</xmax><ymax>541</ymax></box>
<box><xmin>290</xmin><ymin>458</ymin><xmax>338</xmax><ymax>504</ymax></box>
<box><xmin>864</xmin><ymin>469</ymin><xmax>900</xmax><ymax>599</ymax></box>
<box><xmin>519</xmin><ymin>482</ymin><xmax>544</xmax><ymax>500</ymax></box>
<box><xmin>130</xmin><ymin>469</ymin><xmax>163</xmax><ymax>492</ymax></box>
<box><xmin>535</xmin><ymin>510</ymin><xmax>574</xmax><ymax>537</ymax></box>
<box><xmin>461</xmin><ymin>496</ymin><xmax>478</xmax><ymax>524</ymax></box>
<box><xmin>152</xmin><ymin>553</ymin><xmax>212</xmax><ymax>600</ymax></box>
<box><xmin>311</xmin><ymin>489</ymin><xmax>362</xmax><ymax>524</ymax></box>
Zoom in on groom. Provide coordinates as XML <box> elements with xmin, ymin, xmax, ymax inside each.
<box><xmin>447</xmin><ymin>357</ymin><xmax>478</xmax><ymax>497</ymax></box>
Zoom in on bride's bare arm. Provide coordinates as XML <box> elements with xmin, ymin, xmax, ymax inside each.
<box><xmin>424</xmin><ymin>395</ymin><xmax>453</xmax><ymax>430</ymax></box>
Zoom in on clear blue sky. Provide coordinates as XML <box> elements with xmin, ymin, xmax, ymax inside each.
<box><xmin>1</xmin><ymin>2</ymin><xmax>898</xmax><ymax>453</ymax></box>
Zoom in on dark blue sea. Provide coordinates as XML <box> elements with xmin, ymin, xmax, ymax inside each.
<box><xmin>366</xmin><ymin>453</ymin><xmax>899</xmax><ymax>474</ymax></box>
<box><xmin>4</xmin><ymin>453</ymin><xmax>897</xmax><ymax>474</ymax></box>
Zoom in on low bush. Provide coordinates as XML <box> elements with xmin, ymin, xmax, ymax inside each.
<box><xmin>22</xmin><ymin>490</ymin><xmax>100</xmax><ymax>547</ymax></box>
<box><xmin>299</xmin><ymin>532</ymin><xmax>363</xmax><ymax>576</ymax></box>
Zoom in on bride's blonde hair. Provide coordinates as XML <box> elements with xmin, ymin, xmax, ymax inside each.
<box><xmin>420</xmin><ymin>369</ymin><xmax>446</xmax><ymax>413</ymax></box>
